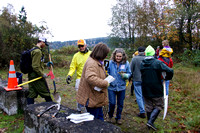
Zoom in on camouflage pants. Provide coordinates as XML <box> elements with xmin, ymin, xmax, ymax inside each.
<box><xmin>28</xmin><ymin>72</ymin><xmax>51</xmax><ymax>98</ymax></box>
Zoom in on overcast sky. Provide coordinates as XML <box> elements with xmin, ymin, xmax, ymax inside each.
<box><xmin>1</xmin><ymin>0</ymin><xmax>117</xmax><ymax>42</ymax></box>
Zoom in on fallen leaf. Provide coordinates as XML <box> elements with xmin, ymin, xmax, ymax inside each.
<box><xmin>168</xmin><ymin>106</ymin><xmax>172</xmax><ymax>109</ymax></box>
<box><xmin>181</xmin><ymin>115</ymin><xmax>186</xmax><ymax>120</ymax></box>
<box><xmin>179</xmin><ymin>123</ymin><xmax>186</xmax><ymax>129</ymax></box>
<box><xmin>175</xmin><ymin>89</ymin><xmax>181</xmax><ymax>92</ymax></box>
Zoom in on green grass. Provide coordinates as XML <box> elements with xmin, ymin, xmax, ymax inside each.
<box><xmin>0</xmin><ymin>111</ymin><xmax>24</xmax><ymax>133</ymax></box>
<box><xmin>0</xmin><ymin>61</ymin><xmax>200</xmax><ymax>132</ymax></box>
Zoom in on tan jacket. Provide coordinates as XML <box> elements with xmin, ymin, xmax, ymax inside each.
<box><xmin>76</xmin><ymin>57</ymin><xmax>108</xmax><ymax>108</ymax></box>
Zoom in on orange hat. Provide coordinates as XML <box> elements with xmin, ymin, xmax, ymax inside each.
<box><xmin>77</xmin><ymin>39</ymin><xmax>86</xmax><ymax>45</ymax></box>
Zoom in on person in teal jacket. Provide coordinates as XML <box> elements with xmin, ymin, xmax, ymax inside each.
<box><xmin>141</xmin><ymin>45</ymin><xmax>173</xmax><ymax>131</ymax></box>
<box><xmin>107</xmin><ymin>48</ymin><xmax>131</xmax><ymax>125</ymax></box>
<box><xmin>27</xmin><ymin>37</ymin><xmax>52</xmax><ymax>105</ymax></box>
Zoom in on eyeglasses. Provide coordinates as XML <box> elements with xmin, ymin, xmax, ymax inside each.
<box><xmin>78</xmin><ymin>45</ymin><xmax>84</xmax><ymax>48</ymax></box>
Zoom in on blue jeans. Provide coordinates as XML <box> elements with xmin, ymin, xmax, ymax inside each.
<box><xmin>164</xmin><ymin>80</ymin><xmax>170</xmax><ymax>95</ymax></box>
<box><xmin>86</xmin><ymin>106</ymin><xmax>104</xmax><ymax>121</ymax></box>
<box><xmin>108</xmin><ymin>89</ymin><xmax>125</xmax><ymax>120</ymax></box>
<box><xmin>133</xmin><ymin>81</ymin><xmax>145</xmax><ymax>113</ymax></box>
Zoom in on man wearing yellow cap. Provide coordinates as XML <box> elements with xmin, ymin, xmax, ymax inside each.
<box><xmin>66</xmin><ymin>39</ymin><xmax>91</xmax><ymax>111</ymax></box>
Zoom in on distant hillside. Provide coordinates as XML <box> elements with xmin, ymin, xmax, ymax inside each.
<box><xmin>49</xmin><ymin>37</ymin><xmax>110</xmax><ymax>49</ymax></box>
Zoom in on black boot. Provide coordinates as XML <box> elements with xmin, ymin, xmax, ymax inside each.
<box><xmin>146</xmin><ymin>112</ymin><xmax>152</xmax><ymax>130</ymax></box>
<box><xmin>146</xmin><ymin>112</ymin><xmax>151</xmax><ymax>121</ymax></box>
<box><xmin>27</xmin><ymin>98</ymin><xmax>34</xmax><ymax>105</ymax></box>
<box><xmin>146</xmin><ymin>108</ymin><xmax>161</xmax><ymax>131</ymax></box>
<box><xmin>44</xmin><ymin>96</ymin><xmax>53</xmax><ymax>102</ymax></box>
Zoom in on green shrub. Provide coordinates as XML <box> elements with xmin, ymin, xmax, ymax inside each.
<box><xmin>50</xmin><ymin>46</ymin><xmax>78</xmax><ymax>68</ymax></box>
<box><xmin>176</xmin><ymin>49</ymin><xmax>200</xmax><ymax>66</ymax></box>
<box><xmin>53</xmin><ymin>45</ymin><xmax>78</xmax><ymax>55</ymax></box>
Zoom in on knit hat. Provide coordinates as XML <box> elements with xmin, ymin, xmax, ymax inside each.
<box><xmin>138</xmin><ymin>46</ymin><xmax>145</xmax><ymax>52</ymax></box>
<box><xmin>145</xmin><ymin>45</ymin><xmax>155</xmax><ymax>56</ymax></box>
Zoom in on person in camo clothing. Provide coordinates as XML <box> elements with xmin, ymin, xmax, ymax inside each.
<box><xmin>27</xmin><ymin>37</ymin><xmax>52</xmax><ymax>105</ymax></box>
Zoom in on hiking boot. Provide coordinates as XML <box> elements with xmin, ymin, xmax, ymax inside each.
<box><xmin>116</xmin><ymin>119</ymin><xmax>122</xmax><ymax>125</ymax></box>
<box><xmin>146</xmin><ymin>112</ymin><xmax>152</xmax><ymax>121</ymax></box>
<box><xmin>146</xmin><ymin>108</ymin><xmax>161</xmax><ymax>131</ymax></box>
<box><xmin>137</xmin><ymin>113</ymin><xmax>146</xmax><ymax>118</ymax></box>
<box><xmin>147</xmin><ymin>122</ymin><xmax>157</xmax><ymax>131</ymax></box>
<box><xmin>107</xmin><ymin>117</ymin><xmax>114</xmax><ymax>123</ymax></box>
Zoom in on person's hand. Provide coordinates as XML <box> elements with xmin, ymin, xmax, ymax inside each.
<box><xmin>47</xmin><ymin>61</ymin><xmax>53</xmax><ymax>67</ymax></box>
<box><xmin>43</xmin><ymin>73</ymin><xmax>48</xmax><ymax>78</ymax></box>
<box><xmin>120</xmin><ymin>73</ymin><xmax>129</xmax><ymax>80</ymax></box>
<box><xmin>66</xmin><ymin>75</ymin><xmax>72</xmax><ymax>84</ymax></box>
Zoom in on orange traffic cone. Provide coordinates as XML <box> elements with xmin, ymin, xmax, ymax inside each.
<box><xmin>4</xmin><ymin>60</ymin><xmax>22</xmax><ymax>91</ymax></box>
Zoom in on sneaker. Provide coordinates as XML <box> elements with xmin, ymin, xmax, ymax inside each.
<box><xmin>137</xmin><ymin>113</ymin><xmax>146</xmax><ymax>118</ymax></box>
<box><xmin>116</xmin><ymin>119</ymin><xmax>122</xmax><ymax>125</ymax></box>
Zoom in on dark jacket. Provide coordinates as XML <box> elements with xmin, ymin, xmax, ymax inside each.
<box><xmin>140</xmin><ymin>57</ymin><xmax>173</xmax><ymax>98</ymax></box>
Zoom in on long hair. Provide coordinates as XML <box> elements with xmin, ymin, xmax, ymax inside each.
<box><xmin>90</xmin><ymin>42</ymin><xmax>110</xmax><ymax>60</ymax></box>
<box><xmin>110</xmin><ymin>48</ymin><xmax>127</xmax><ymax>64</ymax></box>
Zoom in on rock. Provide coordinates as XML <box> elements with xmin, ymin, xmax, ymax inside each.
<box><xmin>24</xmin><ymin>102</ymin><xmax>122</xmax><ymax>133</ymax></box>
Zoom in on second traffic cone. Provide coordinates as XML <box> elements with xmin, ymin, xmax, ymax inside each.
<box><xmin>4</xmin><ymin>60</ymin><xmax>22</xmax><ymax>91</ymax></box>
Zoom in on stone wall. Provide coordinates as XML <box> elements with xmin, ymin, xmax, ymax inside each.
<box><xmin>24</xmin><ymin>102</ymin><xmax>122</xmax><ymax>133</ymax></box>
<box><xmin>0</xmin><ymin>80</ymin><xmax>28</xmax><ymax>115</ymax></box>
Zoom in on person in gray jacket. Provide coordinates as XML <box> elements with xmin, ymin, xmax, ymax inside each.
<box><xmin>130</xmin><ymin>46</ymin><xmax>146</xmax><ymax>118</ymax></box>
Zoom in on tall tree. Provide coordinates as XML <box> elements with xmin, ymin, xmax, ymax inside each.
<box><xmin>173</xmin><ymin>0</ymin><xmax>199</xmax><ymax>50</ymax></box>
<box><xmin>109</xmin><ymin>0</ymin><xmax>138</xmax><ymax>48</ymax></box>
<box><xmin>0</xmin><ymin>5</ymin><xmax>48</xmax><ymax>68</ymax></box>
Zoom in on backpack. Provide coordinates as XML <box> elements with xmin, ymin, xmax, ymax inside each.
<box><xmin>20</xmin><ymin>47</ymin><xmax>39</xmax><ymax>74</ymax></box>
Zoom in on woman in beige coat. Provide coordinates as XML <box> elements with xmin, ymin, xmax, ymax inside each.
<box><xmin>76</xmin><ymin>42</ymin><xmax>110</xmax><ymax>121</ymax></box>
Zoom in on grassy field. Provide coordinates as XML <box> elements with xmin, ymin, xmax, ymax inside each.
<box><xmin>0</xmin><ymin>61</ymin><xmax>200</xmax><ymax>132</ymax></box>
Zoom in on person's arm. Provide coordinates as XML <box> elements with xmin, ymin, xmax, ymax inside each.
<box><xmin>126</xmin><ymin>61</ymin><xmax>132</xmax><ymax>78</ymax></box>
<box><xmin>67</xmin><ymin>54</ymin><xmax>77</xmax><ymax>77</ymax></box>
<box><xmin>160</xmin><ymin>61</ymin><xmax>174</xmax><ymax>80</ymax></box>
<box><xmin>169</xmin><ymin>58</ymin><xmax>173</xmax><ymax>68</ymax></box>
<box><xmin>130</xmin><ymin>58</ymin><xmax>135</xmax><ymax>73</ymax></box>
<box><xmin>85</xmin><ymin>64</ymin><xmax>108</xmax><ymax>89</ymax></box>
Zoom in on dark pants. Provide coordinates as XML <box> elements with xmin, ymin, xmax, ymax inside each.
<box><xmin>144</xmin><ymin>97</ymin><xmax>164</xmax><ymax>112</ymax></box>
<box><xmin>86</xmin><ymin>106</ymin><xmax>104</xmax><ymax>121</ymax></box>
